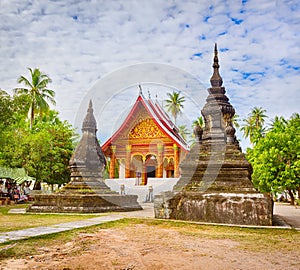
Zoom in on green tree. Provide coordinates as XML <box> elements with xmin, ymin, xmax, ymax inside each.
<box><xmin>232</xmin><ymin>114</ymin><xmax>240</xmax><ymax>129</ymax></box>
<box><xmin>251</xmin><ymin>107</ymin><xmax>267</xmax><ymax>128</ymax></box>
<box><xmin>35</xmin><ymin>111</ymin><xmax>75</xmax><ymax>189</ymax></box>
<box><xmin>164</xmin><ymin>91</ymin><xmax>185</xmax><ymax>124</ymax></box>
<box><xmin>0</xmin><ymin>110</ymin><xmax>75</xmax><ymax>189</ymax></box>
<box><xmin>178</xmin><ymin>125</ymin><xmax>189</xmax><ymax>141</ymax></box>
<box><xmin>0</xmin><ymin>90</ymin><xmax>30</xmax><ymax>153</ymax></box>
<box><xmin>0</xmin><ymin>90</ymin><xmax>13</xmax><ymax>127</ymax></box>
<box><xmin>14</xmin><ymin>68</ymin><xmax>55</xmax><ymax>129</ymax></box>
<box><xmin>193</xmin><ymin>116</ymin><xmax>205</xmax><ymax>129</ymax></box>
<box><xmin>188</xmin><ymin>116</ymin><xmax>205</xmax><ymax>147</ymax></box>
<box><xmin>247</xmin><ymin>114</ymin><xmax>300</xmax><ymax>204</ymax></box>
<box><xmin>241</xmin><ymin>107</ymin><xmax>267</xmax><ymax>145</ymax></box>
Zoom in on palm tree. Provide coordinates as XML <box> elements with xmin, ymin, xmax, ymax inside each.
<box><xmin>240</xmin><ymin>117</ymin><xmax>254</xmax><ymax>141</ymax></box>
<box><xmin>14</xmin><ymin>68</ymin><xmax>55</xmax><ymax>129</ymax></box>
<box><xmin>190</xmin><ymin>116</ymin><xmax>205</xmax><ymax>145</ymax></box>
<box><xmin>241</xmin><ymin>107</ymin><xmax>267</xmax><ymax>145</ymax></box>
<box><xmin>193</xmin><ymin>116</ymin><xmax>205</xmax><ymax>129</ymax></box>
<box><xmin>270</xmin><ymin>116</ymin><xmax>287</xmax><ymax>130</ymax></box>
<box><xmin>250</xmin><ymin>107</ymin><xmax>267</xmax><ymax>129</ymax></box>
<box><xmin>164</xmin><ymin>91</ymin><xmax>185</xmax><ymax>124</ymax></box>
<box><xmin>178</xmin><ymin>125</ymin><xmax>189</xmax><ymax>141</ymax></box>
<box><xmin>231</xmin><ymin>114</ymin><xmax>240</xmax><ymax>129</ymax></box>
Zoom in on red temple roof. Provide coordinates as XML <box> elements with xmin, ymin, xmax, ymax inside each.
<box><xmin>102</xmin><ymin>91</ymin><xmax>189</xmax><ymax>152</ymax></box>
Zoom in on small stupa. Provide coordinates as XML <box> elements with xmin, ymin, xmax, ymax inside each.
<box><xmin>28</xmin><ymin>100</ymin><xmax>142</xmax><ymax>213</ymax></box>
<box><xmin>154</xmin><ymin>44</ymin><xmax>273</xmax><ymax>226</ymax></box>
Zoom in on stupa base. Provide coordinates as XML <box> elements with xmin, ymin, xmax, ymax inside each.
<box><xmin>154</xmin><ymin>191</ymin><xmax>273</xmax><ymax>226</ymax></box>
<box><xmin>27</xmin><ymin>193</ymin><xmax>142</xmax><ymax>213</ymax></box>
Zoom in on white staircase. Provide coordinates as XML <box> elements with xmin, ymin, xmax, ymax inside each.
<box><xmin>105</xmin><ymin>178</ymin><xmax>179</xmax><ymax>202</ymax></box>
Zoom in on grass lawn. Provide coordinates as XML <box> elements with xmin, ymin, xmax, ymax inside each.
<box><xmin>0</xmin><ymin>203</ymin><xmax>104</xmax><ymax>233</ymax></box>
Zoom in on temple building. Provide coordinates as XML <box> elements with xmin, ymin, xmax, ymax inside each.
<box><xmin>102</xmin><ymin>87</ymin><xmax>189</xmax><ymax>185</ymax></box>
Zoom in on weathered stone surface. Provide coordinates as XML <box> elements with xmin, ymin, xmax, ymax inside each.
<box><xmin>28</xmin><ymin>100</ymin><xmax>141</xmax><ymax>213</ymax></box>
<box><xmin>154</xmin><ymin>44</ymin><xmax>273</xmax><ymax>225</ymax></box>
<box><xmin>154</xmin><ymin>192</ymin><xmax>272</xmax><ymax>226</ymax></box>
<box><xmin>28</xmin><ymin>194</ymin><xmax>141</xmax><ymax>213</ymax></box>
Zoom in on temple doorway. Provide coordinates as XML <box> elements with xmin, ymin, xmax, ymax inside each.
<box><xmin>146</xmin><ymin>166</ymin><xmax>156</xmax><ymax>178</ymax></box>
<box><xmin>144</xmin><ymin>154</ymin><xmax>157</xmax><ymax>184</ymax></box>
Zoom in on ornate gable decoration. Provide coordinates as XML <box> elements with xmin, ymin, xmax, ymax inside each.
<box><xmin>129</xmin><ymin>118</ymin><xmax>166</xmax><ymax>139</ymax></box>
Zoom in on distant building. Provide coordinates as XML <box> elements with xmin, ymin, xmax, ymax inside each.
<box><xmin>102</xmin><ymin>88</ymin><xmax>189</xmax><ymax>184</ymax></box>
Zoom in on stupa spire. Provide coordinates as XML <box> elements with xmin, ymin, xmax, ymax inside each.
<box><xmin>88</xmin><ymin>99</ymin><xmax>93</xmax><ymax>111</ymax></box>
<box><xmin>210</xmin><ymin>43</ymin><xmax>223</xmax><ymax>87</ymax></box>
<box><xmin>82</xmin><ymin>99</ymin><xmax>97</xmax><ymax>132</ymax></box>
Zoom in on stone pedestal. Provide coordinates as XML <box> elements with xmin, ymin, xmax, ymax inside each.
<box><xmin>154</xmin><ymin>192</ymin><xmax>272</xmax><ymax>226</ymax></box>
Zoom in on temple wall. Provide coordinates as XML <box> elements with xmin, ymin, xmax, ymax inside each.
<box><xmin>119</xmin><ymin>159</ymin><xmax>125</xmax><ymax>179</ymax></box>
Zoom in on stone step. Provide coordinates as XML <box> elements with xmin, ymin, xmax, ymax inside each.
<box><xmin>105</xmin><ymin>178</ymin><xmax>179</xmax><ymax>202</ymax></box>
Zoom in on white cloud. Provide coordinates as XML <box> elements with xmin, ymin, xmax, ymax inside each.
<box><xmin>0</xmin><ymin>0</ymin><xmax>299</xmax><ymax>151</ymax></box>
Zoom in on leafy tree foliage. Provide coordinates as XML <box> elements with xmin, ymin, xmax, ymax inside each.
<box><xmin>0</xmin><ymin>111</ymin><xmax>75</xmax><ymax>189</ymax></box>
<box><xmin>1</xmin><ymin>70</ymin><xmax>76</xmax><ymax>189</ymax></box>
<box><xmin>247</xmin><ymin>114</ymin><xmax>300</xmax><ymax>204</ymax></box>
<box><xmin>0</xmin><ymin>90</ymin><xmax>30</xmax><ymax>153</ymax></box>
<box><xmin>0</xmin><ymin>89</ymin><xmax>14</xmax><ymax>129</ymax></box>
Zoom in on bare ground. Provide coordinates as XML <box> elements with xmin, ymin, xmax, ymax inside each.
<box><xmin>1</xmin><ymin>223</ymin><xmax>299</xmax><ymax>270</ymax></box>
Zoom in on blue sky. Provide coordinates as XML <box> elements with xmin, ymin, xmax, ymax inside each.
<box><xmin>0</xmin><ymin>0</ymin><xmax>299</xmax><ymax>150</ymax></box>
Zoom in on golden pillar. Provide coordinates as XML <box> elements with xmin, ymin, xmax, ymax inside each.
<box><xmin>173</xmin><ymin>144</ymin><xmax>180</xmax><ymax>178</ymax></box>
<box><xmin>125</xmin><ymin>145</ymin><xmax>131</xmax><ymax>178</ymax></box>
<box><xmin>157</xmin><ymin>143</ymin><xmax>164</xmax><ymax>178</ymax></box>
<box><xmin>141</xmin><ymin>156</ymin><xmax>147</xmax><ymax>185</ymax></box>
<box><xmin>109</xmin><ymin>145</ymin><xmax>116</xmax><ymax>178</ymax></box>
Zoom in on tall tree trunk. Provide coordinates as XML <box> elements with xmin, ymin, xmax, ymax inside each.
<box><xmin>30</xmin><ymin>104</ymin><xmax>34</xmax><ymax>129</ymax></box>
<box><xmin>33</xmin><ymin>181</ymin><xmax>41</xmax><ymax>190</ymax></box>
<box><xmin>288</xmin><ymin>189</ymin><xmax>295</xmax><ymax>205</ymax></box>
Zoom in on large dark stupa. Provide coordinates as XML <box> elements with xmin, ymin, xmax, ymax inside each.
<box><xmin>154</xmin><ymin>44</ymin><xmax>273</xmax><ymax>226</ymax></box>
<box><xmin>28</xmin><ymin>101</ymin><xmax>141</xmax><ymax>213</ymax></box>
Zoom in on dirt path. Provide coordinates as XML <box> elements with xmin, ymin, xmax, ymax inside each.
<box><xmin>1</xmin><ymin>223</ymin><xmax>299</xmax><ymax>270</ymax></box>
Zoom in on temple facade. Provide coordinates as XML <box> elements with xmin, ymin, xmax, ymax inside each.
<box><xmin>102</xmin><ymin>88</ymin><xmax>189</xmax><ymax>185</ymax></box>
